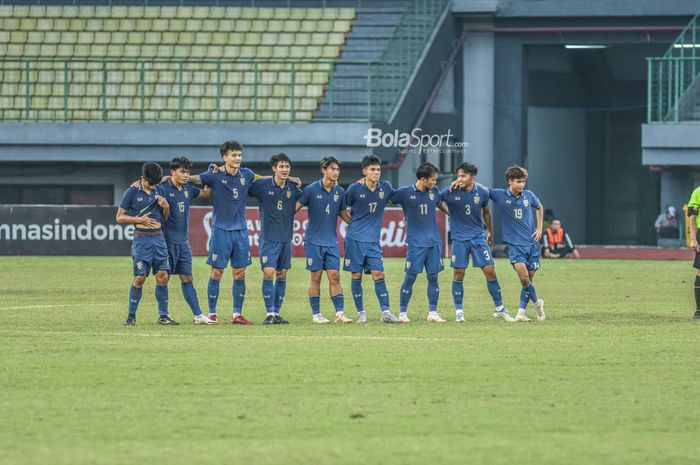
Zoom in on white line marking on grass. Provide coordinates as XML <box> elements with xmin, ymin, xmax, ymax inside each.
<box><xmin>0</xmin><ymin>329</ymin><xmax>464</xmax><ymax>343</ymax></box>
<box><xmin>0</xmin><ymin>304</ymin><xmax>115</xmax><ymax>310</ymax></box>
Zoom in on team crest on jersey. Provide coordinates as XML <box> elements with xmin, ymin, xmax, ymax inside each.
<box><xmin>429</xmin><ymin>192</ymin><xmax>435</xmax><ymax>201</ymax></box>
<box><xmin>333</xmin><ymin>193</ymin><xmax>339</xmax><ymax>203</ymax></box>
<box><xmin>287</xmin><ymin>190</ymin><xmax>291</xmax><ymax>198</ymax></box>
<box><xmin>379</xmin><ymin>191</ymin><xmax>384</xmax><ymax>199</ymax></box>
<box><xmin>474</xmin><ymin>195</ymin><xmax>480</xmax><ymax>204</ymax></box>
<box><xmin>184</xmin><ymin>191</ymin><xmax>189</xmax><ymax>198</ymax></box>
<box><xmin>345</xmin><ymin>258</ymin><xmax>351</xmax><ymax>266</ymax></box>
<box><xmin>262</xmin><ymin>256</ymin><xmax>268</xmax><ymax>264</ymax></box>
<box><xmin>307</xmin><ymin>258</ymin><xmax>313</xmax><ymax>266</ymax></box>
<box><xmin>524</xmin><ymin>199</ymin><xmax>529</xmax><ymax>207</ymax></box>
<box><xmin>240</xmin><ymin>177</ymin><xmax>246</xmax><ymax>186</ymax></box>
<box><xmin>212</xmin><ymin>254</ymin><xmax>218</xmax><ymax>261</ymax></box>
<box><xmin>406</xmin><ymin>261</ymin><xmax>411</xmax><ymax>269</ymax></box>
<box><xmin>136</xmin><ymin>261</ymin><xmax>143</xmax><ymax>270</ymax></box>
<box><xmin>452</xmin><ymin>255</ymin><xmax>456</xmax><ymax>262</ymax></box>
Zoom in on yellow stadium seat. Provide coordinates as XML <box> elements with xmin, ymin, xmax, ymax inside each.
<box><xmin>310</xmin><ymin>32</ymin><xmax>327</xmax><ymax>45</ymax></box>
<box><xmin>289</xmin><ymin>45</ymin><xmax>307</xmax><ymax>59</ymax></box>
<box><xmin>119</xmin><ymin>18</ymin><xmax>135</xmax><ymax>31</ymax></box>
<box><xmin>339</xmin><ymin>8</ymin><xmax>355</xmax><ymax>20</ymax></box>
<box><xmin>74</xmin><ymin>44</ymin><xmax>90</xmax><ymax>57</ymax></box>
<box><xmin>143</xmin><ymin>7</ymin><xmax>160</xmax><ymax>19</ymax></box>
<box><xmin>322</xmin><ymin>9</ymin><xmax>339</xmax><ymax>20</ymax></box>
<box><xmin>322</xmin><ymin>46</ymin><xmax>339</xmax><ymax>58</ymax></box>
<box><xmin>334</xmin><ymin>20</ymin><xmax>351</xmax><ymax>32</ymax></box>
<box><xmin>210</xmin><ymin>7</ymin><xmax>225</xmax><ymax>18</ymax></box>
<box><xmin>24</xmin><ymin>44</ymin><xmax>40</xmax><ymax>57</ymax></box>
<box><xmin>59</xmin><ymin>31</ymin><xmax>76</xmax><ymax>44</ymax></box>
<box><xmin>317</xmin><ymin>21</ymin><xmax>333</xmax><ymax>33</ymax></box>
<box><xmin>239</xmin><ymin>84</ymin><xmax>255</xmax><ymax>97</ymax></box>
<box><xmin>78</xmin><ymin>6</ymin><xmax>95</xmax><ymax>18</ymax></box>
<box><xmin>144</xmin><ymin>32</ymin><xmax>160</xmax><ymax>44</ymax></box>
<box><xmin>189</xmin><ymin>45</ymin><xmax>207</xmax><ymax>59</ymax></box>
<box><xmin>306</xmin><ymin>9</ymin><xmax>323</xmax><ymax>20</ymax></box>
<box><xmin>6</xmin><ymin>43</ymin><xmax>22</xmax><ymax>56</ymax></box>
<box><xmin>128</xmin><ymin>7</ymin><xmax>144</xmax><ymax>18</ymax></box>
<box><xmin>56</xmin><ymin>44</ymin><xmax>73</xmax><ymax>57</ymax></box>
<box><xmin>112</xmin><ymin>6</ymin><xmax>128</xmax><ymax>19</ymax></box>
<box><xmin>261</xmin><ymin>32</ymin><xmax>278</xmax><ymax>45</ymax></box>
<box><xmin>282</xmin><ymin>20</ymin><xmax>300</xmax><ymax>33</ymax></box>
<box><xmin>160</xmin><ymin>7</ymin><xmax>177</xmax><ymax>19</ymax></box>
<box><xmin>293</xmin><ymin>32</ymin><xmax>310</xmax><ymax>45</ymax></box>
<box><xmin>26</xmin><ymin>30</ymin><xmax>43</xmax><ymax>43</ymax></box>
<box><xmin>268</xmin><ymin>19</ymin><xmax>283</xmax><ymax>31</ymax></box>
<box><xmin>328</xmin><ymin>32</ymin><xmax>346</xmax><ymax>45</ymax></box>
<box><xmin>36</xmin><ymin>18</ymin><xmax>52</xmax><ymax>31</ymax></box>
<box><xmin>257</xmin><ymin>46</ymin><xmax>273</xmax><ymax>59</ymax></box>
<box><xmin>176</xmin><ymin>6</ymin><xmax>192</xmax><ymax>19</ymax></box>
<box><xmin>273</xmin><ymin>9</ymin><xmax>290</xmax><ymax>20</ymax></box>
<box><xmin>11</xmin><ymin>31</ymin><xmax>28</xmax><ymax>43</ymax></box>
<box><xmin>224</xmin><ymin>7</ymin><xmax>242</xmax><ymax>19</ymax></box>
<box><xmin>194</xmin><ymin>32</ymin><xmax>211</xmax><ymax>45</ymax></box>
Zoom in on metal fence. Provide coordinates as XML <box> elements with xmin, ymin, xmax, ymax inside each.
<box><xmin>647</xmin><ymin>12</ymin><xmax>700</xmax><ymax>123</ymax></box>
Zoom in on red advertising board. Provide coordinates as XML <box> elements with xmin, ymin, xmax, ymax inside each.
<box><xmin>189</xmin><ymin>206</ymin><xmax>448</xmax><ymax>257</ymax></box>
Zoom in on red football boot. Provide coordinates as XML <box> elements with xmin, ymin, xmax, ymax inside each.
<box><xmin>231</xmin><ymin>315</ymin><xmax>254</xmax><ymax>326</ymax></box>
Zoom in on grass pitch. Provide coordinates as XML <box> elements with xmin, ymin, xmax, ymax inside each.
<box><xmin>1</xmin><ymin>256</ymin><xmax>699</xmax><ymax>465</ymax></box>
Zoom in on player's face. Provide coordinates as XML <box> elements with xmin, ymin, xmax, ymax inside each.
<box><xmin>323</xmin><ymin>162</ymin><xmax>340</xmax><ymax>182</ymax></box>
<box><xmin>551</xmin><ymin>220</ymin><xmax>561</xmax><ymax>231</ymax></box>
<box><xmin>422</xmin><ymin>172</ymin><xmax>438</xmax><ymax>189</ymax></box>
<box><xmin>273</xmin><ymin>161</ymin><xmax>291</xmax><ymax>180</ymax></box>
<box><xmin>363</xmin><ymin>164</ymin><xmax>381</xmax><ymax>183</ymax></box>
<box><xmin>140</xmin><ymin>176</ymin><xmax>156</xmax><ymax>190</ymax></box>
<box><xmin>456</xmin><ymin>170</ymin><xmax>473</xmax><ymax>188</ymax></box>
<box><xmin>171</xmin><ymin>167</ymin><xmax>190</xmax><ymax>185</ymax></box>
<box><xmin>508</xmin><ymin>177</ymin><xmax>527</xmax><ymax>194</ymax></box>
<box><xmin>223</xmin><ymin>149</ymin><xmax>242</xmax><ymax>169</ymax></box>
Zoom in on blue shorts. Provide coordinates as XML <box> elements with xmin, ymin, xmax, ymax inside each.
<box><xmin>207</xmin><ymin>227</ymin><xmax>252</xmax><ymax>269</ymax></box>
<box><xmin>167</xmin><ymin>241</ymin><xmax>193</xmax><ymax>276</ymax></box>
<box><xmin>508</xmin><ymin>243</ymin><xmax>541</xmax><ymax>271</ymax></box>
<box><xmin>259</xmin><ymin>239</ymin><xmax>292</xmax><ymax>271</ymax></box>
<box><xmin>131</xmin><ymin>233</ymin><xmax>170</xmax><ymax>276</ymax></box>
<box><xmin>450</xmin><ymin>237</ymin><xmax>494</xmax><ymax>269</ymax></box>
<box><xmin>405</xmin><ymin>244</ymin><xmax>444</xmax><ymax>274</ymax></box>
<box><xmin>305</xmin><ymin>243</ymin><xmax>340</xmax><ymax>271</ymax></box>
<box><xmin>343</xmin><ymin>238</ymin><xmax>384</xmax><ymax>273</ymax></box>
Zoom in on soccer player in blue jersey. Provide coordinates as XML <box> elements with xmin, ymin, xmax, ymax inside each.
<box><xmin>187</xmin><ymin>141</ymin><xmax>261</xmax><ymax>326</ymax></box>
<box><xmin>344</xmin><ymin>155</ymin><xmax>400</xmax><ymax>323</ymax></box>
<box><xmin>389</xmin><ymin>162</ymin><xmax>450</xmax><ymax>323</ymax></box>
<box><xmin>296</xmin><ymin>156</ymin><xmax>352</xmax><ymax>324</ymax></box>
<box><xmin>249</xmin><ymin>153</ymin><xmax>302</xmax><ymax>325</ymax></box>
<box><xmin>441</xmin><ymin>163</ymin><xmax>516</xmax><ymax>323</ymax></box>
<box><xmin>155</xmin><ymin>156</ymin><xmax>214</xmax><ymax>325</ymax></box>
<box><xmin>489</xmin><ymin>165</ymin><xmax>545</xmax><ymax>322</ymax></box>
<box><xmin>116</xmin><ymin>162</ymin><xmax>177</xmax><ymax>326</ymax></box>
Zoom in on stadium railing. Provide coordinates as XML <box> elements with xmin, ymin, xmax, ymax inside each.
<box><xmin>647</xmin><ymin>12</ymin><xmax>700</xmax><ymax>122</ymax></box>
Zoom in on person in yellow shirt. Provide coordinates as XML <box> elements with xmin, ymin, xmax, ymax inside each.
<box><xmin>686</xmin><ymin>186</ymin><xmax>700</xmax><ymax>319</ymax></box>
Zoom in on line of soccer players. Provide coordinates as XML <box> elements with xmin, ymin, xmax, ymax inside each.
<box><xmin>116</xmin><ymin>140</ymin><xmax>546</xmax><ymax>326</ymax></box>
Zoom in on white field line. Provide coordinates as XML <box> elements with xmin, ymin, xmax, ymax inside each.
<box><xmin>0</xmin><ymin>303</ymin><xmax>115</xmax><ymax>310</ymax></box>
<box><xmin>0</xmin><ymin>329</ymin><xmax>465</xmax><ymax>343</ymax></box>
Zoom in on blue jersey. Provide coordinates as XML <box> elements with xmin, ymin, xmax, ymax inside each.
<box><xmin>489</xmin><ymin>188</ymin><xmax>541</xmax><ymax>246</ymax></box>
<box><xmin>199</xmin><ymin>167</ymin><xmax>256</xmax><ymax>231</ymax></box>
<box><xmin>389</xmin><ymin>184</ymin><xmax>442</xmax><ymax>247</ymax></box>
<box><xmin>249</xmin><ymin>178</ymin><xmax>302</xmax><ymax>243</ymax></box>
<box><xmin>156</xmin><ymin>180</ymin><xmax>200</xmax><ymax>244</ymax></box>
<box><xmin>298</xmin><ymin>179</ymin><xmax>347</xmax><ymax>247</ymax></box>
<box><xmin>345</xmin><ymin>180</ymin><xmax>393</xmax><ymax>242</ymax></box>
<box><xmin>118</xmin><ymin>184</ymin><xmax>164</xmax><ymax>227</ymax></box>
<box><xmin>440</xmin><ymin>183</ymin><xmax>489</xmax><ymax>241</ymax></box>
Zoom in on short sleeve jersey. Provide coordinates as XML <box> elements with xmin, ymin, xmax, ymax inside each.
<box><xmin>118</xmin><ymin>184</ymin><xmax>164</xmax><ymax>228</ymax></box>
<box><xmin>345</xmin><ymin>180</ymin><xmax>393</xmax><ymax>242</ymax></box>
<box><xmin>156</xmin><ymin>180</ymin><xmax>200</xmax><ymax>244</ymax></box>
<box><xmin>249</xmin><ymin>178</ymin><xmax>303</xmax><ymax>243</ymax></box>
<box><xmin>489</xmin><ymin>188</ymin><xmax>541</xmax><ymax>246</ymax></box>
<box><xmin>198</xmin><ymin>167</ymin><xmax>255</xmax><ymax>231</ymax></box>
<box><xmin>298</xmin><ymin>179</ymin><xmax>347</xmax><ymax>247</ymax></box>
<box><xmin>440</xmin><ymin>183</ymin><xmax>490</xmax><ymax>241</ymax></box>
<box><xmin>688</xmin><ymin>186</ymin><xmax>700</xmax><ymax>229</ymax></box>
<box><xmin>389</xmin><ymin>184</ymin><xmax>442</xmax><ymax>247</ymax></box>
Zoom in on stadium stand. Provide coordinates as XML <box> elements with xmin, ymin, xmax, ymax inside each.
<box><xmin>0</xmin><ymin>4</ymin><xmax>355</xmax><ymax>122</ymax></box>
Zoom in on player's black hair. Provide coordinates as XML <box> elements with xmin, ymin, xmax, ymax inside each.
<box><xmin>361</xmin><ymin>155</ymin><xmax>382</xmax><ymax>169</ymax></box>
<box><xmin>142</xmin><ymin>162</ymin><xmax>163</xmax><ymax>185</ymax></box>
<box><xmin>415</xmin><ymin>162</ymin><xmax>439</xmax><ymax>180</ymax></box>
<box><xmin>456</xmin><ymin>162</ymin><xmax>478</xmax><ymax>176</ymax></box>
<box><xmin>170</xmin><ymin>156</ymin><xmax>192</xmax><ymax>172</ymax></box>
<box><xmin>505</xmin><ymin>165</ymin><xmax>528</xmax><ymax>181</ymax></box>
<box><xmin>320</xmin><ymin>156</ymin><xmax>341</xmax><ymax>171</ymax></box>
<box><xmin>220</xmin><ymin>140</ymin><xmax>243</xmax><ymax>158</ymax></box>
<box><xmin>270</xmin><ymin>152</ymin><xmax>292</xmax><ymax>167</ymax></box>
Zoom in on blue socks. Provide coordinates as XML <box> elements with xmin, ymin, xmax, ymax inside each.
<box><xmin>526</xmin><ymin>283</ymin><xmax>538</xmax><ymax>303</ymax></box>
<box><xmin>399</xmin><ymin>273</ymin><xmax>417</xmax><ymax>313</ymax></box>
<box><xmin>427</xmin><ymin>273</ymin><xmax>439</xmax><ymax>312</ymax></box>
<box><xmin>262</xmin><ymin>278</ymin><xmax>275</xmax><ymax>313</ymax></box>
<box><xmin>207</xmin><ymin>278</ymin><xmax>220</xmax><ymax>314</ymax></box>
<box><xmin>374</xmin><ymin>279</ymin><xmax>390</xmax><ymax>311</ymax></box>
<box><xmin>331</xmin><ymin>294</ymin><xmax>344</xmax><ymax>314</ymax></box>
<box><xmin>233</xmin><ymin>279</ymin><xmax>246</xmax><ymax>314</ymax></box>
<box><xmin>181</xmin><ymin>281</ymin><xmax>202</xmax><ymax>316</ymax></box>
<box><xmin>486</xmin><ymin>279</ymin><xmax>503</xmax><ymax>307</ymax></box>
<box><xmin>351</xmin><ymin>278</ymin><xmax>364</xmax><ymax>313</ymax></box>
<box><xmin>155</xmin><ymin>283</ymin><xmax>169</xmax><ymax>316</ymax></box>
<box><xmin>274</xmin><ymin>279</ymin><xmax>286</xmax><ymax>314</ymax></box>
<box><xmin>452</xmin><ymin>280</ymin><xmax>463</xmax><ymax>311</ymax></box>
<box><xmin>128</xmin><ymin>284</ymin><xmax>142</xmax><ymax>316</ymax></box>
<box><xmin>309</xmin><ymin>295</ymin><xmax>320</xmax><ymax>315</ymax></box>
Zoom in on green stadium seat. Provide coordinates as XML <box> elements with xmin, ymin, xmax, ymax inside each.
<box><xmin>252</xmin><ymin>20</ymin><xmax>268</xmax><ymax>32</ymax></box>
<box><xmin>124</xmin><ymin>45</ymin><xmax>141</xmax><ymax>58</ymax></box>
<box><xmin>300</xmin><ymin>21</ymin><xmax>317</xmax><ymax>33</ymax></box>
<box><xmin>2</xmin><ymin>17</ymin><xmax>20</xmax><ymax>30</ymax></box>
<box><xmin>293</xmin><ymin>33</ymin><xmax>310</xmax><ymax>45</ymax></box>
<box><xmin>192</xmin><ymin>7</ymin><xmax>210</xmax><ymax>20</ymax></box>
<box><xmin>143</xmin><ymin>7</ymin><xmax>160</xmax><ymax>19</ymax></box>
<box><xmin>140</xmin><ymin>45</ymin><xmax>157</xmax><ymax>58</ymax></box>
<box><xmin>339</xmin><ymin>8</ymin><xmax>355</xmax><ymax>20</ymax></box>
<box><xmin>261</xmin><ymin>32</ymin><xmax>278</xmax><ymax>45</ymax></box>
<box><xmin>13</xmin><ymin>5</ymin><xmax>29</xmax><ymax>17</ymax></box>
<box><xmin>316</xmin><ymin>20</ymin><xmax>333</xmax><ymax>33</ymax></box>
<box><xmin>194</xmin><ymin>32</ymin><xmax>211</xmax><ymax>45</ymax></box>
<box><xmin>206</xmin><ymin>45</ymin><xmax>223</xmax><ymax>59</ymax></box>
<box><xmin>245</xmin><ymin>32</ymin><xmax>262</xmax><ymax>45</ymax></box>
<box><xmin>40</xmin><ymin>43</ymin><xmax>57</xmax><ymax>56</ymax></box>
<box><xmin>209</xmin><ymin>7</ymin><xmax>225</xmax><ymax>18</ymax></box>
<box><xmin>29</xmin><ymin>6</ymin><xmax>46</xmax><ymax>18</ymax></box>
<box><xmin>69</xmin><ymin>18</ymin><xmax>87</xmax><ymax>31</ymax></box>
<box><xmin>310</xmin><ymin>33</ymin><xmax>327</xmax><ymax>45</ymax></box>
<box><xmin>236</xmin><ymin>20</ymin><xmax>251</xmax><ymax>32</ymax></box>
<box><xmin>86</xmin><ymin>19</ymin><xmax>103</xmax><ymax>32</ymax></box>
<box><xmin>152</xmin><ymin>19</ymin><xmax>169</xmax><ymax>32</ymax></box>
<box><xmin>179</xmin><ymin>32</ymin><xmax>195</xmax><ymax>45</ymax></box>
<box><xmin>158</xmin><ymin>45</ymin><xmax>175</xmax><ymax>58</ymax></box>
<box><xmin>112</xmin><ymin>6</ymin><xmax>128</xmax><ymax>19</ymax></box>
<box><xmin>211</xmin><ymin>33</ymin><xmax>228</xmax><ymax>46</ymax></box>
<box><xmin>229</xmin><ymin>32</ymin><xmax>244</xmax><ymax>43</ymax></box>
<box><xmin>93</xmin><ymin>32</ymin><xmax>110</xmax><ymax>44</ymax></box>
<box><xmin>94</xmin><ymin>6</ymin><xmax>111</xmax><ymax>19</ymax></box>
<box><xmin>26</xmin><ymin>31</ymin><xmax>43</xmax><ymax>43</ymax></box>
<box><xmin>305</xmin><ymin>8</ymin><xmax>323</xmax><ymax>20</ymax></box>
<box><xmin>90</xmin><ymin>44</ymin><xmax>107</xmax><ymax>57</ymax></box>
<box><xmin>289</xmin><ymin>9</ymin><xmax>306</xmax><ymax>20</ymax></box>
<box><xmin>7</xmin><ymin>43</ymin><xmax>24</xmax><ymax>55</ymax></box>
<box><xmin>0</xmin><ymin>6</ymin><xmax>12</xmax><ymax>17</ymax></box>
<box><xmin>173</xmin><ymin>45</ymin><xmax>191</xmax><ymax>59</ymax></box>
<box><xmin>36</xmin><ymin>18</ymin><xmax>52</xmax><ymax>31</ymax></box>
<box><xmin>11</xmin><ymin>31</ymin><xmax>28</xmax><ymax>44</ymax></box>
<box><xmin>77</xmin><ymin>32</ymin><xmax>94</xmax><ymax>44</ymax></box>
<box><xmin>224</xmin><ymin>7</ymin><xmax>242</xmax><ymax>19</ymax></box>
<box><xmin>135</xmin><ymin>19</ymin><xmax>152</xmax><ymax>32</ymax></box>
<box><xmin>186</xmin><ymin>19</ymin><xmax>202</xmax><ymax>32</ymax></box>
<box><xmin>127</xmin><ymin>7</ymin><xmax>144</xmax><ymax>19</ymax></box>
<box><xmin>274</xmin><ymin>9</ymin><xmax>290</xmax><ymax>20</ymax></box>
<box><xmin>78</xmin><ymin>6</ymin><xmax>95</xmax><ymax>18</ymax></box>
<box><xmin>289</xmin><ymin>45</ymin><xmax>307</xmax><ymax>59</ymax></box>
<box><xmin>160</xmin><ymin>7</ymin><xmax>177</xmax><ymax>19</ymax></box>
<box><xmin>190</xmin><ymin>45</ymin><xmax>207</xmax><ymax>59</ymax></box>
<box><xmin>102</xmin><ymin>19</ymin><xmax>119</xmax><ymax>32</ymax></box>
<box><xmin>144</xmin><ymin>32</ymin><xmax>160</xmax><ymax>44</ymax></box>
<box><xmin>272</xmin><ymin>46</ymin><xmax>289</xmax><ymax>59</ymax></box>
<box><xmin>282</xmin><ymin>20</ymin><xmax>300</xmax><ymax>33</ymax></box>
<box><xmin>322</xmin><ymin>46</ymin><xmax>338</xmax><ymax>58</ymax></box>
<box><xmin>334</xmin><ymin>20</ymin><xmax>352</xmax><ymax>33</ymax></box>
